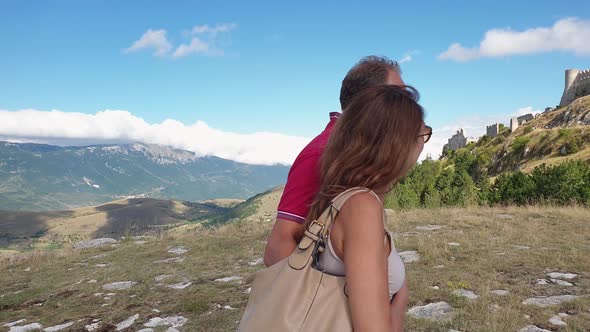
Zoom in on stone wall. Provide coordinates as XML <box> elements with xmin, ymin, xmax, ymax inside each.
<box><xmin>510</xmin><ymin>117</ymin><xmax>519</xmax><ymax>132</ymax></box>
<box><xmin>443</xmin><ymin>129</ymin><xmax>467</xmax><ymax>151</ymax></box>
<box><xmin>486</xmin><ymin>123</ymin><xmax>499</xmax><ymax>138</ymax></box>
<box><xmin>517</xmin><ymin>114</ymin><xmax>534</xmax><ymax>125</ymax></box>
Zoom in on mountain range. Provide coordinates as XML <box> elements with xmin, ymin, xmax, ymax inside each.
<box><xmin>0</xmin><ymin>142</ymin><xmax>289</xmax><ymax>211</ymax></box>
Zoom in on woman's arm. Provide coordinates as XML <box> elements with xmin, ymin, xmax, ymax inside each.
<box><xmin>390</xmin><ymin>280</ymin><xmax>409</xmax><ymax>332</ymax></box>
<box><xmin>341</xmin><ymin>193</ymin><xmax>392</xmax><ymax>332</ymax></box>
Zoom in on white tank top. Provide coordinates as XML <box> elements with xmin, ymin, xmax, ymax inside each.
<box><xmin>316</xmin><ymin>194</ymin><xmax>406</xmax><ymax>299</ymax></box>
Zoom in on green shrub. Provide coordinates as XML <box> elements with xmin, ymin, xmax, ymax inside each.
<box><xmin>560</xmin><ymin>136</ymin><xmax>583</xmax><ymax>155</ymax></box>
<box><xmin>492</xmin><ymin>172</ymin><xmax>536</xmax><ymax>205</ymax></box>
<box><xmin>511</xmin><ymin>137</ymin><xmax>530</xmax><ymax>154</ymax></box>
<box><xmin>558</xmin><ymin>128</ymin><xmax>574</xmax><ymax>138</ymax></box>
<box><xmin>477</xmin><ymin>135</ymin><xmax>491</xmax><ymax>147</ymax></box>
<box><xmin>492</xmin><ymin>135</ymin><xmax>506</xmax><ymax>145</ymax></box>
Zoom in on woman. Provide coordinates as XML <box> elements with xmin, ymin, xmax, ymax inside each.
<box><xmin>305</xmin><ymin>84</ymin><xmax>431</xmax><ymax>331</ymax></box>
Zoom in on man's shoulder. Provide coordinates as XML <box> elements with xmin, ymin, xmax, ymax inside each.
<box><xmin>294</xmin><ymin>119</ymin><xmax>336</xmax><ymax>161</ymax></box>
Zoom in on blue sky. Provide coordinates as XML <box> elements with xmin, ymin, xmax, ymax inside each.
<box><xmin>1</xmin><ymin>0</ymin><xmax>589</xmax><ymax>164</ymax></box>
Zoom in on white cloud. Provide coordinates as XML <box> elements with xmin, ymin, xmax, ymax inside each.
<box><xmin>511</xmin><ymin>106</ymin><xmax>541</xmax><ymax>117</ymax></box>
<box><xmin>419</xmin><ymin>105</ymin><xmax>538</xmax><ymax>160</ymax></box>
<box><xmin>438</xmin><ymin>43</ymin><xmax>480</xmax><ymax>62</ymax></box>
<box><xmin>399</xmin><ymin>50</ymin><xmax>420</xmax><ymax>64</ymax></box>
<box><xmin>399</xmin><ymin>55</ymin><xmax>412</xmax><ymax>63</ymax></box>
<box><xmin>173</xmin><ymin>37</ymin><xmax>211</xmax><ymax>58</ymax></box>
<box><xmin>126</xmin><ymin>23</ymin><xmax>236</xmax><ymax>58</ymax></box>
<box><xmin>0</xmin><ymin>109</ymin><xmax>310</xmax><ymax>166</ymax></box>
<box><xmin>192</xmin><ymin>23</ymin><xmax>237</xmax><ymax>35</ymax></box>
<box><xmin>438</xmin><ymin>17</ymin><xmax>590</xmax><ymax>62</ymax></box>
<box><xmin>125</xmin><ymin>29</ymin><xmax>172</xmax><ymax>57</ymax></box>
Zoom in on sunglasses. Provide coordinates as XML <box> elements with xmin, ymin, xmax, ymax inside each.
<box><xmin>417</xmin><ymin>126</ymin><xmax>433</xmax><ymax>143</ymax></box>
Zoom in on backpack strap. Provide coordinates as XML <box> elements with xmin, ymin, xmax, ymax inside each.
<box><xmin>288</xmin><ymin>187</ymin><xmax>379</xmax><ymax>270</ymax></box>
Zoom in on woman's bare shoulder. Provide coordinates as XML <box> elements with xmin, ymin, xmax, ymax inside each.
<box><xmin>338</xmin><ymin>191</ymin><xmax>383</xmax><ymax>228</ymax></box>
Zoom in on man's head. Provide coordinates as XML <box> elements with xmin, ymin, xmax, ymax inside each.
<box><xmin>339</xmin><ymin>55</ymin><xmax>404</xmax><ymax>110</ymax></box>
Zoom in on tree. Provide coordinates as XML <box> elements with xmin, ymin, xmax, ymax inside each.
<box><xmin>451</xmin><ymin>170</ymin><xmax>478</xmax><ymax>206</ymax></box>
<box><xmin>453</xmin><ymin>148</ymin><xmax>476</xmax><ymax>174</ymax></box>
<box><xmin>492</xmin><ymin>172</ymin><xmax>536</xmax><ymax>205</ymax></box>
<box><xmin>532</xmin><ymin>161</ymin><xmax>590</xmax><ymax>205</ymax></box>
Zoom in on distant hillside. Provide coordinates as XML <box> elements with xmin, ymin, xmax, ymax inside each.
<box><xmin>386</xmin><ymin>96</ymin><xmax>590</xmax><ymax>209</ymax></box>
<box><xmin>0</xmin><ymin>186</ymin><xmax>284</xmax><ymax>250</ymax></box>
<box><xmin>443</xmin><ymin>95</ymin><xmax>590</xmax><ymax>176</ymax></box>
<box><xmin>0</xmin><ymin>198</ymin><xmax>228</xmax><ymax>248</ymax></box>
<box><xmin>0</xmin><ymin>142</ymin><xmax>289</xmax><ymax>211</ymax></box>
<box><xmin>198</xmin><ymin>186</ymin><xmax>283</xmax><ymax>226</ymax></box>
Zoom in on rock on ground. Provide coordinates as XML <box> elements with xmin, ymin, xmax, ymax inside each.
<box><xmin>8</xmin><ymin>323</ymin><xmax>43</xmax><ymax>332</ymax></box>
<box><xmin>519</xmin><ymin>325</ymin><xmax>551</xmax><ymax>332</ymax></box>
<box><xmin>416</xmin><ymin>225</ymin><xmax>443</xmax><ymax>231</ymax></box>
<box><xmin>248</xmin><ymin>258</ymin><xmax>263</xmax><ymax>266</ymax></box>
<box><xmin>74</xmin><ymin>238</ymin><xmax>117</xmax><ymax>249</ymax></box>
<box><xmin>453</xmin><ymin>289</ymin><xmax>479</xmax><ymax>300</ymax></box>
<box><xmin>167</xmin><ymin>281</ymin><xmax>192</xmax><ymax>289</ymax></box>
<box><xmin>547</xmin><ymin>272</ymin><xmax>577</xmax><ymax>279</ymax></box>
<box><xmin>490</xmin><ymin>289</ymin><xmax>509</xmax><ymax>296</ymax></box>
<box><xmin>44</xmin><ymin>322</ymin><xmax>74</xmax><ymax>331</ymax></box>
<box><xmin>168</xmin><ymin>247</ymin><xmax>189</xmax><ymax>255</ymax></box>
<box><xmin>399</xmin><ymin>251</ymin><xmax>421</xmax><ymax>263</ymax></box>
<box><xmin>102</xmin><ymin>281</ymin><xmax>137</xmax><ymax>291</ymax></box>
<box><xmin>85</xmin><ymin>323</ymin><xmax>100</xmax><ymax>331</ymax></box>
<box><xmin>4</xmin><ymin>320</ymin><xmax>27</xmax><ymax>327</ymax></box>
<box><xmin>115</xmin><ymin>314</ymin><xmax>139</xmax><ymax>331</ymax></box>
<box><xmin>549</xmin><ymin>314</ymin><xmax>567</xmax><ymax>327</ymax></box>
<box><xmin>522</xmin><ymin>295</ymin><xmax>580</xmax><ymax>307</ymax></box>
<box><xmin>214</xmin><ymin>276</ymin><xmax>242</xmax><ymax>282</ymax></box>
<box><xmin>155</xmin><ymin>275</ymin><xmax>172</xmax><ymax>282</ymax></box>
<box><xmin>512</xmin><ymin>245</ymin><xmax>530</xmax><ymax>250</ymax></box>
<box><xmin>407</xmin><ymin>302</ymin><xmax>454</xmax><ymax>321</ymax></box>
<box><xmin>143</xmin><ymin>316</ymin><xmax>188</xmax><ymax>328</ymax></box>
<box><xmin>550</xmin><ymin>278</ymin><xmax>573</xmax><ymax>286</ymax></box>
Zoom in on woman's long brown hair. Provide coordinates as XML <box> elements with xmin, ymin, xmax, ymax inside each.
<box><xmin>305</xmin><ymin>85</ymin><xmax>425</xmax><ymax>227</ymax></box>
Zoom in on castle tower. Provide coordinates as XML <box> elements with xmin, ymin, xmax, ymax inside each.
<box><xmin>510</xmin><ymin>117</ymin><xmax>519</xmax><ymax>132</ymax></box>
<box><xmin>560</xmin><ymin>69</ymin><xmax>580</xmax><ymax>107</ymax></box>
<box><xmin>565</xmin><ymin>69</ymin><xmax>580</xmax><ymax>91</ymax></box>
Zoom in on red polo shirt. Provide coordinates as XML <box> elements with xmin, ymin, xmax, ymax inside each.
<box><xmin>277</xmin><ymin>112</ymin><xmax>341</xmax><ymax>223</ymax></box>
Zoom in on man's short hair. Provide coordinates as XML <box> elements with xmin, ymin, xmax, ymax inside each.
<box><xmin>339</xmin><ymin>56</ymin><xmax>401</xmax><ymax>110</ymax></box>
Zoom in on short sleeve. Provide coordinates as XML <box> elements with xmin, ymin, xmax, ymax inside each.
<box><xmin>277</xmin><ymin>153</ymin><xmax>322</xmax><ymax>224</ymax></box>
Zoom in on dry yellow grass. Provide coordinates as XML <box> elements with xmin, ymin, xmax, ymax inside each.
<box><xmin>387</xmin><ymin>206</ymin><xmax>590</xmax><ymax>331</ymax></box>
<box><xmin>1</xmin><ymin>202</ymin><xmax>589</xmax><ymax>331</ymax></box>
<box><xmin>520</xmin><ymin>146</ymin><xmax>590</xmax><ymax>173</ymax></box>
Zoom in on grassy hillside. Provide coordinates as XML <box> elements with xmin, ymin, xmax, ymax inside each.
<box><xmin>197</xmin><ymin>186</ymin><xmax>283</xmax><ymax>227</ymax></box>
<box><xmin>443</xmin><ymin>95</ymin><xmax>590</xmax><ymax>176</ymax></box>
<box><xmin>0</xmin><ymin>186</ymin><xmax>283</xmax><ymax>251</ymax></box>
<box><xmin>0</xmin><ymin>198</ymin><xmax>228</xmax><ymax>250</ymax></box>
<box><xmin>1</xmin><ymin>188</ymin><xmax>589</xmax><ymax>331</ymax></box>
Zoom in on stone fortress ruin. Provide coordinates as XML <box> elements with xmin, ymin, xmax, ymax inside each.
<box><xmin>442</xmin><ymin>68</ymin><xmax>589</xmax><ymax>154</ymax></box>
<box><xmin>443</xmin><ymin>129</ymin><xmax>477</xmax><ymax>152</ymax></box>
<box><xmin>443</xmin><ymin>129</ymin><xmax>467</xmax><ymax>151</ymax></box>
<box><xmin>560</xmin><ymin>68</ymin><xmax>590</xmax><ymax>107</ymax></box>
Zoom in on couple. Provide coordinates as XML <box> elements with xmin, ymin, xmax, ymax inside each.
<box><xmin>242</xmin><ymin>56</ymin><xmax>432</xmax><ymax>331</ymax></box>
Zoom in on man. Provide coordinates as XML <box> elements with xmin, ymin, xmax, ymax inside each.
<box><xmin>264</xmin><ymin>56</ymin><xmax>405</xmax><ymax>267</ymax></box>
